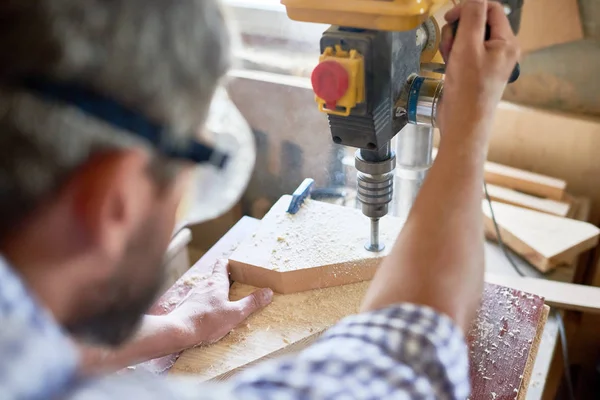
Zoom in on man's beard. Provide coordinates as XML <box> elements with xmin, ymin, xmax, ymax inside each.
<box><xmin>66</xmin><ymin>218</ymin><xmax>169</xmax><ymax>347</ymax></box>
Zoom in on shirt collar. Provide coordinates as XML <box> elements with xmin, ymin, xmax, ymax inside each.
<box><xmin>0</xmin><ymin>255</ymin><xmax>79</xmax><ymax>400</ymax></box>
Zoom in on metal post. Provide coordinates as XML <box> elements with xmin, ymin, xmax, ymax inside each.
<box><xmin>392</xmin><ymin>124</ymin><xmax>434</xmax><ymax>223</ymax></box>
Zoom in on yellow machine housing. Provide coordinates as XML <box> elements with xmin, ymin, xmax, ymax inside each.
<box><xmin>281</xmin><ymin>0</ymin><xmax>448</xmax><ymax>31</ymax></box>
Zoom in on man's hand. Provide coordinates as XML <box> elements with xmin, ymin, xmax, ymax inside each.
<box><xmin>438</xmin><ymin>0</ymin><xmax>520</xmax><ymax>142</ymax></box>
<box><xmin>78</xmin><ymin>260</ymin><xmax>273</xmax><ymax>375</ymax></box>
<box><xmin>169</xmin><ymin>259</ymin><xmax>273</xmax><ymax>347</ymax></box>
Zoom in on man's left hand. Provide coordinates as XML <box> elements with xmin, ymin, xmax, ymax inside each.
<box><xmin>77</xmin><ymin>259</ymin><xmax>273</xmax><ymax>375</ymax></box>
<box><xmin>168</xmin><ymin>259</ymin><xmax>273</xmax><ymax>347</ymax></box>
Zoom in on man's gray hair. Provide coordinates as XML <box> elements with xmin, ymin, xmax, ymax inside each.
<box><xmin>0</xmin><ymin>0</ymin><xmax>230</xmax><ymax>239</ymax></box>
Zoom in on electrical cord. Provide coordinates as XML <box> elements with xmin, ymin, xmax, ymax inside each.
<box><xmin>483</xmin><ymin>181</ymin><xmax>576</xmax><ymax>400</ymax></box>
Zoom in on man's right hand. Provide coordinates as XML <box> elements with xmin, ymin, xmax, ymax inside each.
<box><xmin>438</xmin><ymin>0</ymin><xmax>520</xmax><ymax>143</ymax></box>
<box><xmin>361</xmin><ymin>0</ymin><xmax>520</xmax><ymax>332</ymax></box>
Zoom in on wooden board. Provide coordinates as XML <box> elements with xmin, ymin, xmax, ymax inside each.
<box><xmin>172</xmin><ymin>280</ymin><xmax>366</xmax><ymax>379</ymax></box>
<box><xmin>468</xmin><ymin>286</ymin><xmax>548</xmax><ymax>400</ymax></box>
<box><xmin>486</xmin><ymin>273</ymin><xmax>600</xmax><ymax>314</ymax></box>
<box><xmin>484</xmin><ymin>161</ymin><xmax>567</xmax><ymax>201</ymax></box>
<box><xmin>517</xmin><ymin>0</ymin><xmax>584</xmax><ymax>54</ymax></box>
<box><xmin>229</xmin><ymin>195</ymin><xmax>402</xmax><ymax>293</ymax></box>
<box><xmin>485</xmin><ymin>102</ymin><xmax>600</xmax><ymax>225</ymax></box>
<box><xmin>173</xmin><ymin>279</ymin><xmax>549</xmax><ymax>400</ymax></box>
<box><xmin>486</xmin><ymin>183</ymin><xmax>571</xmax><ymax>217</ymax></box>
<box><xmin>483</xmin><ymin>200</ymin><xmax>600</xmax><ymax>272</ymax></box>
<box><xmin>170</xmin><ymin>216</ymin><xmax>600</xmax><ymax>400</ymax></box>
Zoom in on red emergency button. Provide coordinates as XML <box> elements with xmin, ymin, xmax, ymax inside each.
<box><xmin>311</xmin><ymin>61</ymin><xmax>349</xmax><ymax>109</ymax></box>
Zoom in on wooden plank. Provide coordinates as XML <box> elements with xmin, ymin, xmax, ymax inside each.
<box><xmin>229</xmin><ymin>195</ymin><xmax>402</xmax><ymax>294</ymax></box>
<box><xmin>519</xmin><ymin>305</ymin><xmax>549</xmax><ymax>400</ymax></box>
<box><xmin>229</xmin><ymin>199</ymin><xmax>600</xmax><ymax>312</ymax></box>
<box><xmin>468</xmin><ymin>290</ymin><xmax>548</xmax><ymax>400</ymax></box>
<box><xmin>517</xmin><ymin>0</ymin><xmax>584</xmax><ymax>54</ymax></box>
<box><xmin>486</xmin><ymin>273</ymin><xmax>600</xmax><ymax>314</ymax></box>
<box><xmin>172</xmin><ymin>280</ymin><xmax>367</xmax><ymax>380</ymax></box>
<box><xmin>564</xmin><ymin>193</ymin><xmax>581</xmax><ymax>219</ymax></box>
<box><xmin>484</xmin><ymin>161</ymin><xmax>567</xmax><ymax>200</ymax></box>
<box><xmin>485</xmin><ymin>102</ymin><xmax>600</xmax><ymax>225</ymax></box>
<box><xmin>173</xmin><ymin>281</ymin><xmax>548</xmax><ymax>400</ymax></box>
<box><xmin>544</xmin><ymin>196</ymin><xmax>592</xmax><ymax>283</ymax></box>
<box><xmin>232</xmin><ymin>194</ymin><xmax>599</xmax><ymax>282</ymax></box>
<box><xmin>486</xmin><ymin>183</ymin><xmax>571</xmax><ymax>217</ymax></box>
<box><xmin>483</xmin><ymin>200</ymin><xmax>600</xmax><ymax>272</ymax></box>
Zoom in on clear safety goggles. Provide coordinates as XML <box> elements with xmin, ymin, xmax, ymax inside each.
<box><xmin>176</xmin><ymin>88</ymin><xmax>255</xmax><ymax>228</ymax></box>
<box><xmin>18</xmin><ymin>78</ymin><xmax>254</xmax><ymax>232</ymax></box>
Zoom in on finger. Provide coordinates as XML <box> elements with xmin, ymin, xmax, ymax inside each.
<box><xmin>454</xmin><ymin>0</ymin><xmax>488</xmax><ymax>48</ymax></box>
<box><xmin>211</xmin><ymin>258</ymin><xmax>232</xmax><ymax>290</ymax></box>
<box><xmin>486</xmin><ymin>1</ymin><xmax>513</xmax><ymax>41</ymax></box>
<box><xmin>233</xmin><ymin>288</ymin><xmax>273</xmax><ymax>319</ymax></box>
<box><xmin>440</xmin><ymin>24</ymin><xmax>454</xmax><ymax>63</ymax></box>
<box><xmin>445</xmin><ymin>3</ymin><xmax>462</xmax><ymax>23</ymax></box>
<box><xmin>211</xmin><ymin>258</ymin><xmax>229</xmax><ymax>276</ymax></box>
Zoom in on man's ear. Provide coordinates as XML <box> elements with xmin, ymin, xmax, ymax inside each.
<box><xmin>69</xmin><ymin>149</ymin><xmax>155</xmax><ymax>263</ymax></box>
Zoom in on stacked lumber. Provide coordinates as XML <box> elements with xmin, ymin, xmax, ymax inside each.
<box><xmin>431</xmin><ymin>148</ymin><xmax>600</xmax><ymax>273</ymax></box>
<box><xmin>482</xmin><ymin>164</ymin><xmax>598</xmax><ymax>273</ymax></box>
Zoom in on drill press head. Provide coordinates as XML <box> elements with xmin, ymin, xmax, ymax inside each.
<box><xmin>281</xmin><ymin>0</ymin><xmax>523</xmax><ymax>252</ymax></box>
<box><xmin>283</xmin><ymin>0</ymin><xmax>445</xmax><ymax>251</ymax></box>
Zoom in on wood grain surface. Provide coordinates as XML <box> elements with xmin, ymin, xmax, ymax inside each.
<box><xmin>484</xmin><ymin>161</ymin><xmax>567</xmax><ymax>201</ymax></box>
<box><xmin>229</xmin><ymin>195</ymin><xmax>402</xmax><ymax>293</ymax></box>
<box><xmin>483</xmin><ymin>200</ymin><xmax>599</xmax><ymax>272</ymax></box>
<box><xmin>485</xmin><ymin>184</ymin><xmax>571</xmax><ymax>217</ymax></box>
<box><xmin>172</xmin><ymin>217</ymin><xmax>550</xmax><ymax>399</ymax></box>
<box><xmin>173</xmin><ymin>280</ymin><xmax>548</xmax><ymax>400</ymax></box>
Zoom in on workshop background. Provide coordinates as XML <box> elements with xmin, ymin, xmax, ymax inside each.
<box><xmin>182</xmin><ymin>1</ymin><xmax>600</xmax><ymax>398</ymax></box>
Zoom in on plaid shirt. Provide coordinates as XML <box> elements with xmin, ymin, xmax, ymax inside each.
<box><xmin>0</xmin><ymin>256</ymin><xmax>470</xmax><ymax>400</ymax></box>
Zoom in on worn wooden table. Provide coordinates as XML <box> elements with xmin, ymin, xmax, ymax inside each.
<box><xmin>142</xmin><ymin>216</ymin><xmax>559</xmax><ymax>398</ymax></box>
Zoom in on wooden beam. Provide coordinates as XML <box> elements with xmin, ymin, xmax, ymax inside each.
<box><xmin>484</xmin><ymin>161</ymin><xmax>567</xmax><ymax>200</ymax></box>
<box><xmin>486</xmin><ymin>273</ymin><xmax>600</xmax><ymax>314</ymax></box>
<box><xmin>483</xmin><ymin>200</ymin><xmax>599</xmax><ymax>272</ymax></box>
<box><xmin>229</xmin><ymin>195</ymin><xmax>401</xmax><ymax>294</ymax></box>
<box><xmin>486</xmin><ymin>183</ymin><xmax>571</xmax><ymax>217</ymax></box>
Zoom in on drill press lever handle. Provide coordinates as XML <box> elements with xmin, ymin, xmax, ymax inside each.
<box><xmin>450</xmin><ymin>21</ymin><xmax>520</xmax><ymax>84</ymax></box>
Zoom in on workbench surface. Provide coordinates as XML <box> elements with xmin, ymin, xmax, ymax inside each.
<box><xmin>146</xmin><ymin>216</ymin><xmax>561</xmax><ymax>399</ymax></box>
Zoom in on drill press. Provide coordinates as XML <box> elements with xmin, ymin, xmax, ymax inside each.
<box><xmin>281</xmin><ymin>0</ymin><xmax>522</xmax><ymax>252</ymax></box>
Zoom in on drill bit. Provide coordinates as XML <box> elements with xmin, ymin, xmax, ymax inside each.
<box><xmin>365</xmin><ymin>218</ymin><xmax>385</xmax><ymax>252</ymax></box>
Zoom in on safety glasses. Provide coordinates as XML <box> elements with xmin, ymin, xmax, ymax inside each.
<box><xmin>21</xmin><ymin>79</ymin><xmax>255</xmax><ymax>229</ymax></box>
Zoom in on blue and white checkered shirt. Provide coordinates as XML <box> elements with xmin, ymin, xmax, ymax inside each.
<box><xmin>0</xmin><ymin>256</ymin><xmax>470</xmax><ymax>400</ymax></box>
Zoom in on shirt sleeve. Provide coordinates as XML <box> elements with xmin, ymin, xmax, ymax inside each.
<box><xmin>231</xmin><ymin>303</ymin><xmax>470</xmax><ymax>400</ymax></box>
<box><xmin>66</xmin><ymin>304</ymin><xmax>470</xmax><ymax>400</ymax></box>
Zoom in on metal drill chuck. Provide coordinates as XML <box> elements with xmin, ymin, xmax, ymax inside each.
<box><xmin>355</xmin><ymin>151</ymin><xmax>397</xmax><ymax>219</ymax></box>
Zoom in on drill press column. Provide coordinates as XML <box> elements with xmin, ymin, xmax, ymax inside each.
<box><xmin>394</xmin><ymin>125</ymin><xmax>434</xmax><ymax>224</ymax></box>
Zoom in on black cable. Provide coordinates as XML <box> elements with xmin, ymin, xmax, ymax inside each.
<box><xmin>483</xmin><ymin>180</ymin><xmax>576</xmax><ymax>400</ymax></box>
<box><xmin>482</xmin><ymin>181</ymin><xmax>525</xmax><ymax>277</ymax></box>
